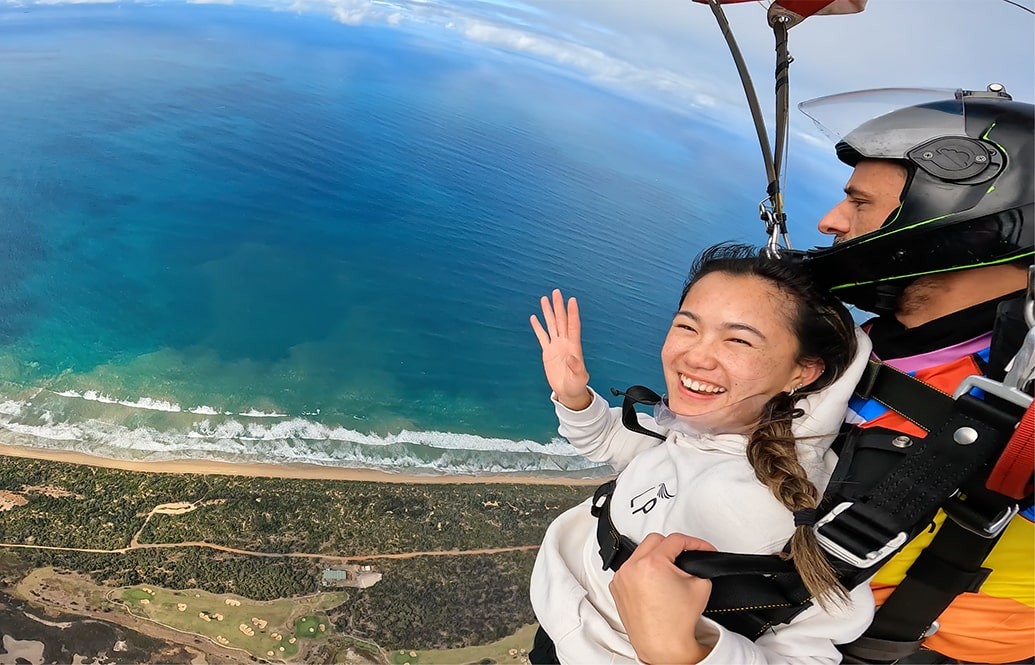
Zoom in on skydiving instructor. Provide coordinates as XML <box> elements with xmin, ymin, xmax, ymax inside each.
<box><xmin>609</xmin><ymin>85</ymin><xmax>1034</xmax><ymax>665</ymax></box>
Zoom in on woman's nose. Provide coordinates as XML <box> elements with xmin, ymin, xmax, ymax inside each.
<box><xmin>682</xmin><ymin>338</ymin><xmax>719</xmax><ymax>369</ymax></box>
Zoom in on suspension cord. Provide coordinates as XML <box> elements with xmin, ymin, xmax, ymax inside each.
<box><xmin>770</xmin><ymin>12</ymin><xmax>791</xmax><ymax>249</ymax></box>
<box><xmin>705</xmin><ymin>0</ymin><xmax>777</xmax><ymax>192</ymax></box>
<box><xmin>704</xmin><ymin>0</ymin><xmax>793</xmax><ymax>254</ymax></box>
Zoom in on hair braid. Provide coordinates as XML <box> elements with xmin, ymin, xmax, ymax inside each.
<box><xmin>747</xmin><ymin>393</ymin><xmax>848</xmax><ymax>609</ymax></box>
<box><xmin>682</xmin><ymin>243</ymin><xmax>859</xmax><ymax>610</ymax></box>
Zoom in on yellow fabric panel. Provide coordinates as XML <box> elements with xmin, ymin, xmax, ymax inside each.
<box><xmin>872</xmin><ymin>511</ymin><xmax>1034</xmax><ymax>607</ymax></box>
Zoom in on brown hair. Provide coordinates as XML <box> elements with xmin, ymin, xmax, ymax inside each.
<box><xmin>683</xmin><ymin>243</ymin><xmax>858</xmax><ymax>608</ymax></box>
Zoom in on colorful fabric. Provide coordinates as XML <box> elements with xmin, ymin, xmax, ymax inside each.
<box><xmin>858</xmin><ymin>330</ymin><xmax>1034</xmax><ymax>663</ymax></box>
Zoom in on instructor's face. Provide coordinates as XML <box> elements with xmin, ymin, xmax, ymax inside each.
<box><xmin>817</xmin><ymin>160</ymin><xmax>907</xmax><ymax>243</ymax></box>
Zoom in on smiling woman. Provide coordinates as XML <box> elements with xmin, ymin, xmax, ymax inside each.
<box><xmin>527</xmin><ymin>242</ymin><xmax>872</xmax><ymax>664</ymax></box>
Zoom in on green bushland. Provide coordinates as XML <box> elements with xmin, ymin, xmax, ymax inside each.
<box><xmin>15</xmin><ymin>548</ymin><xmax>319</xmax><ymax>601</ymax></box>
<box><xmin>0</xmin><ymin>457</ymin><xmax>588</xmax><ymax>555</ymax></box>
<box><xmin>0</xmin><ymin>455</ymin><xmax>591</xmax><ymax>651</ymax></box>
<box><xmin>336</xmin><ymin>550</ymin><xmax>538</xmax><ymax>651</ymax></box>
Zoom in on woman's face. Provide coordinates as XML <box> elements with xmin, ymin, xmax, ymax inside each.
<box><xmin>660</xmin><ymin>272</ymin><xmax>823</xmax><ymax>428</ymax></box>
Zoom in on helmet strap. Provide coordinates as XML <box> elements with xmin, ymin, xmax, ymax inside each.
<box><xmin>873</xmin><ymin>283</ymin><xmax>904</xmax><ymax>316</ymax></box>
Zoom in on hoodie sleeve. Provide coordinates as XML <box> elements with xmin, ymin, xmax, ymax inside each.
<box><xmin>553</xmin><ymin>388</ymin><xmax>666</xmax><ymax>473</ymax></box>
<box><xmin>695</xmin><ymin>580</ymin><xmax>875</xmax><ymax>664</ymax></box>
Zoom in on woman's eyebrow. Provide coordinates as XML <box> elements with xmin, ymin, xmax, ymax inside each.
<box><xmin>675</xmin><ymin>310</ymin><xmax>766</xmax><ymax>340</ymax></box>
<box><xmin>726</xmin><ymin>322</ymin><xmax>767</xmax><ymax>340</ymax></box>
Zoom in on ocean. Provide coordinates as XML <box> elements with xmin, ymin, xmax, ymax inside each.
<box><xmin>0</xmin><ymin>2</ymin><xmax>844</xmax><ymax>477</ymax></box>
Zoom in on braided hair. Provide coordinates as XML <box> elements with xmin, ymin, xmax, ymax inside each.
<box><xmin>681</xmin><ymin>243</ymin><xmax>858</xmax><ymax>607</ymax></box>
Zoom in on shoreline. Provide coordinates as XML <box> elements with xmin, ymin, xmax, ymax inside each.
<box><xmin>0</xmin><ymin>441</ymin><xmax>604</xmax><ymax>486</ymax></box>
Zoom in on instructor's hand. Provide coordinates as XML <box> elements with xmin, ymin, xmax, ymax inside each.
<box><xmin>609</xmin><ymin>532</ymin><xmax>716</xmax><ymax>665</ymax></box>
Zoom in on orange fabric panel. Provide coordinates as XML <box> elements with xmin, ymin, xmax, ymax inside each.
<box><xmin>871</xmin><ymin>585</ymin><xmax>1035</xmax><ymax>663</ymax></box>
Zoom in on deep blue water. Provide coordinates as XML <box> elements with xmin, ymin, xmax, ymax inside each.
<box><xmin>0</xmin><ymin>2</ymin><xmax>844</xmax><ymax>475</ymax></box>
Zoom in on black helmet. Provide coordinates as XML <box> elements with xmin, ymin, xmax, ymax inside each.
<box><xmin>800</xmin><ymin>86</ymin><xmax>1034</xmax><ymax>313</ymax></box>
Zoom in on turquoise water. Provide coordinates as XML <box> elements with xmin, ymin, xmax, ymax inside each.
<box><xmin>0</xmin><ymin>3</ymin><xmax>842</xmax><ymax>476</ymax></box>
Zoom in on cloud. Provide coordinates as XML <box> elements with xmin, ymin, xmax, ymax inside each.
<box><xmin>5</xmin><ymin>0</ymin><xmax>1031</xmax><ymax>118</ymax></box>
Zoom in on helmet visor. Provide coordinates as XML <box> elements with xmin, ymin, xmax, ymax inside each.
<box><xmin>799</xmin><ymin>88</ymin><xmax>965</xmax><ymax>160</ymax></box>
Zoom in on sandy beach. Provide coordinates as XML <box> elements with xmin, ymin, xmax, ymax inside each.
<box><xmin>0</xmin><ymin>438</ymin><xmax>602</xmax><ymax>486</ymax></box>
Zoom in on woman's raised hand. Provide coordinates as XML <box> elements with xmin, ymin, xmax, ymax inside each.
<box><xmin>530</xmin><ymin>289</ymin><xmax>592</xmax><ymax>411</ymax></box>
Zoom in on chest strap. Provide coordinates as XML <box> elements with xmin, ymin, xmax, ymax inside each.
<box><xmin>853</xmin><ymin>359</ymin><xmax>956</xmax><ymax>433</ymax></box>
<box><xmin>592</xmin><ymin>480</ymin><xmax>815</xmax><ymax>640</ymax></box>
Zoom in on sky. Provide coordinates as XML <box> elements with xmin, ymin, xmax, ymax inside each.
<box><xmin>225</xmin><ymin>0</ymin><xmax>1032</xmax><ymax>166</ymax></box>
<box><xmin>4</xmin><ymin>0</ymin><xmax>1031</xmax><ymax>143</ymax></box>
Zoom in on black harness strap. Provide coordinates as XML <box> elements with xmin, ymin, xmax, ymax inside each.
<box><xmin>819</xmin><ymin>392</ymin><xmax>1015</xmax><ymax>577</ymax></box>
<box><xmin>592</xmin><ymin>479</ymin><xmax>815</xmax><ymax>640</ymax></box>
<box><xmin>853</xmin><ymin>360</ymin><xmax>956</xmax><ymax>432</ymax></box>
<box><xmin>609</xmin><ymin>386</ymin><xmax>666</xmax><ymax>441</ymax></box>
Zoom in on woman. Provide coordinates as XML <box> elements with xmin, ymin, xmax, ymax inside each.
<box><xmin>528</xmin><ymin>243</ymin><xmax>873</xmax><ymax>664</ymax></box>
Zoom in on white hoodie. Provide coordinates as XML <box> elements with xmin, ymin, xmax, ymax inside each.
<box><xmin>530</xmin><ymin>328</ymin><xmax>875</xmax><ymax>664</ymax></box>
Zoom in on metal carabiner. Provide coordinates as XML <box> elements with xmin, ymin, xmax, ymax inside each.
<box><xmin>759</xmin><ymin>197</ymin><xmax>790</xmax><ymax>258</ymax></box>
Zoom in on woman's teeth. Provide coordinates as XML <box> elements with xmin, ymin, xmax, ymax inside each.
<box><xmin>681</xmin><ymin>376</ymin><xmax>726</xmax><ymax>394</ymax></box>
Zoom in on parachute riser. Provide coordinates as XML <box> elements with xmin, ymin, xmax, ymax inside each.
<box><xmin>704</xmin><ymin>0</ymin><xmax>794</xmax><ymax>253</ymax></box>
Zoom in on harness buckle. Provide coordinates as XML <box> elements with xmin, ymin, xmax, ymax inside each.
<box><xmin>953</xmin><ymin>373</ymin><xmax>1033</xmax><ymax>409</ymax></box>
<box><xmin>814</xmin><ymin>502</ymin><xmax>908</xmax><ymax>569</ymax></box>
<box><xmin>943</xmin><ymin>498</ymin><xmax>1019</xmax><ymax>539</ymax></box>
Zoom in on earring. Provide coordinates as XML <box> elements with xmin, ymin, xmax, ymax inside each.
<box><xmin>788</xmin><ymin>383</ymin><xmax>802</xmax><ymax>396</ymax></box>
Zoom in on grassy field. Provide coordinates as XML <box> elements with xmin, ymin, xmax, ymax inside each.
<box><xmin>387</xmin><ymin>624</ymin><xmax>538</xmax><ymax>665</ymax></box>
<box><xmin>117</xmin><ymin>586</ymin><xmax>343</xmax><ymax>660</ymax></box>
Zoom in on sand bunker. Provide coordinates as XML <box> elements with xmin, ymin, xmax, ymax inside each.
<box><xmin>0</xmin><ymin>490</ymin><xmax>28</xmax><ymax>511</ymax></box>
<box><xmin>152</xmin><ymin>501</ymin><xmax>197</xmax><ymax>515</ymax></box>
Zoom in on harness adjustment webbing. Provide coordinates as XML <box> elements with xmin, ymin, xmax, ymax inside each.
<box><xmin>838</xmin><ymin>635</ymin><xmax>926</xmax><ymax>664</ymax></box>
<box><xmin>853</xmin><ymin>360</ymin><xmax>955</xmax><ymax>431</ymax></box>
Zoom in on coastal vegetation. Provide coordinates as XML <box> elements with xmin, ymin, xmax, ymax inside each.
<box><xmin>0</xmin><ymin>455</ymin><xmax>591</xmax><ymax>656</ymax></box>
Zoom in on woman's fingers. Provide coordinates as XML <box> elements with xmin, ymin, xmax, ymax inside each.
<box><xmin>536</xmin><ymin>289</ymin><xmax>578</xmax><ymax>343</ymax></box>
<box><xmin>530</xmin><ymin>314</ymin><xmax>550</xmax><ymax>349</ymax></box>
<box><xmin>540</xmin><ymin>294</ymin><xmax>558</xmax><ymax>339</ymax></box>
<box><xmin>566</xmin><ymin>294</ymin><xmax>580</xmax><ymax>344</ymax></box>
<box><xmin>551</xmin><ymin>289</ymin><xmax>567</xmax><ymax>337</ymax></box>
